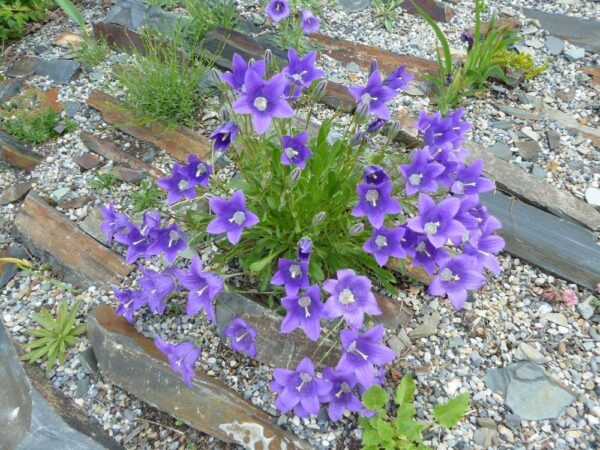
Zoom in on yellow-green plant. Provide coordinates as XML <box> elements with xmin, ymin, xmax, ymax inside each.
<box><xmin>21</xmin><ymin>300</ymin><xmax>86</xmax><ymax>372</ymax></box>
<box><xmin>492</xmin><ymin>49</ymin><xmax>550</xmax><ymax>80</ymax></box>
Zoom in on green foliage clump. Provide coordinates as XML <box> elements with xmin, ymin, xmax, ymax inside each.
<box><xmin>21</xmin><ymin>300</ymin><xmax>86</xmax><ymax>373</ymax></box>
<box><xmin>372</xmin><ymin>0</ymin><xmax>403</xmax><ymax>33</ymax></box>
<box><xmin>0</xmin><ymin>0</ymin><xmax>48</xmax><ymax>43</ymax></box>
<box><xmin>417</xmin><ymin>0</ymin><xmax>520</xmax><ymax>114</ymax></box>
<box><xmin>182</xmin><ymin>0</ymin><xmax>237</xmax><ymax>44</ymax></box>
<box><xmin>131</xmin><ymin>179</ymin><xmax>165</xmax><ymax>212</ymax></box>
<box><xmin>359</xmin><ymin>374</ymin><xmax>470</xmax><ymax>450</ymax></box>
<box><xmin>90</xmin><ymin>172</ymin><xmax>120</xmax><ymax>191</ymax></box>
<box><xmin>115</xmin><ymin>26</ymin><xmax>210</xmax><ymax>129</ymax></box>
<box><xmin>74</xmin><ymin>36</ymin><xmax>110</xmax><ymax>68</ymax></box>
<box><xmin>492</xmin><ymin>49</ymin><xmax>550</xmax><ymax>80</ymax></box>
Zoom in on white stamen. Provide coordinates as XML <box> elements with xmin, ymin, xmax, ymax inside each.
<box><xmin>168</xmin><ymin>230</ymin><xmax>179</xmax><ymax>248</ymax></box>
<box><xmin>196</xmin><ymin>164</ymin><xmax>207</xmax><ymax>178</ymax></box>
<box><xmin>409</xmin><ymin>173</ymin><xmax>423</xmax><ymax>186</ymax></box>
<box><xmin>361</xmin><ymin>93</ymin><xmax>372</xmax><ymax>104</ymax></box>
<box><xmin>348</xmin><ymin>341</ymin><xmax>369</xmax><ymax>360</ymax></box>
<box><xmin>284</xmin><ymin>147</ymin><xmax>298</xmax><ymax>160</ymax></box>
<box><xmin>229</xmin><ymin>211</ymin><xmax>246</xmax><ymax>225</ymax></box>
<box><xmin>298</xmin><ymin>296</ymin><xmax>312</xmax><ymax>317</ymax></box>
<box><xmin>178</xmin><ymin>179</ymin><xmax>189</xmax><ymax>191</ymax></box>
<box><xmin>235</xmin><ymin>331</ymin><xmax>248</xmax><ymax>342</ymax></box>
<box><xmin>338</xmin><ymin>288</ymin><xmax>355</xmax><ymax>305</ymax></box>
<box><xmin>253</xmin><ymin>96</ymin><xmax>268</xmax><ymax>111</ymax></box>
<box><xmin>296</xmin><ymin>372</ymin><xmax>313</xmax><ymax>391</ymax></box>
<box><xmin>375</xmin><ymin>235</ymin><xmax>388</xmax><ymax>249</ymax></box>
<box><xmin>424</xmin><ymin>221</ymin><xmax>440</xmax><ymax>235</ymax></box>
<box><xmin>335</xmin><ymin>382</ymin><xmax>351</xmax><ymax>398</ymax></box>
<box><xmin>289</xmin><ymin>265</ymin><xmax>302</xmax><ymax>279</ymax></box>
<box><xmin>196</xmin><ymin>285</ymin><xmax>208</xmax><ymax>296</ymax></box>
<box><xmin>365</xmin><ymin>189</ymin><xmax>379</xmax><ymax>207</ymax></box>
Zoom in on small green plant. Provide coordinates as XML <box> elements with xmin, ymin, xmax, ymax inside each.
<box><xmin>90</xmin><ymin>172</ymin><xmax>119</xmax><ymax>191</ymax></box>
<box><xmin>115</xmin><ymin>26</ymin><xmax>210</xmax><ymax>129</ymax></box>
<box><xmin>492</xmin><ymin>48</ymin><xmax>550</xmax><ymax>80</ymax></box>
<box><xmin>372</xmin><ymin>0</ymin><xmax>403</xmax><ymax>33</ymax></box>
<box><xmin>21</xmin><ymin>300</ymin><xmax>86</xmax><ymax>373</ymax></box>
<box><xmin>2</xmin><ymin>108</ymin><xmax>71</xmax><ymax>144</ymax></box>
<box><xmin>73</xmin><ymin>35</ymin><xmax>110</xmax><ymax>68</ymax></box>
<box><xmin>182</xmin><ymin>0</ymin><xmax>237</xmax><ymax>44</ymax></box>
<box><xmin>131</xmin><ymin>179</ymin><xmax>165</xmax><ymax>212</ymax></box>
<box><xmin>144</xmin><ymin>0</ymin><xmax>182</xmax><ymax>10</ymax></box>
<box><xmin>359</xmin><ymin>374</ymin><xmax>470</xmax><ymax>450</ymax></box>
<box><xmin>0</xmin><ymin>0</ymin><xmax>48</xmax><ymax>43</ymax></box>
<box><xmin>416</xmin><ymin>0</ymin><xmax>520</xmax><ymax>114</ymax></box>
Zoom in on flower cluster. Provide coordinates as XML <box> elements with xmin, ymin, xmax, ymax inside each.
<box><xmin>266</xmin><ymin>0</ymin><xmax>321</xmax><ymax>35</ymax></box>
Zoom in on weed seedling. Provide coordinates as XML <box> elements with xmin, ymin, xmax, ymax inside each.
<box><xmin>91</xmin><ymin>172</ymin><xmax>120</xmax><ymax>191</ymax></box>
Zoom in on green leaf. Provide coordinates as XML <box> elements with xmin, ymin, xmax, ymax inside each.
<box><xmin>54</xmin><ymin>0</ymin><xmax>86</xmax><ymax>31</ymax></box>
<box><xmin>433</xmin><ymin>393</ymin><xmax>470</xmax><ymax>429</ymax></box>
<box><xmin>362</xmin><ymin>428</ymin><xmax>381</xmax><ymax>447</ymax></box>
<box><xmin>376</xmin><ymin>419</ymin><xmax>394</xmax><ymax>442</ymax></box>
<box><xmin>396</xmin><ymin>402</ymin><xmax>417</xmax><ymax>420</ymax></box>
<box><xmin>393</xmin><ymin>418</ymin><xmax>427</xmax><ymax>441</ymax></box>
<box><xmin>248</xmin><ymin>252</ymin><xmax>276</xmax><ymax>273</ymax></box>
<box><xmin>362</xmin><ymin>385</ymin><xmax>388</xmax><ymax>410</ymax></box>
<box><xmin>395</xmin><ymin>373</ymin><xmax>416</xmax><ymax>405</ymax></box>
<box><xmin>412</xmin><ymin>1</ymin><xmax>452</xmax><ymax>74</ymax></box>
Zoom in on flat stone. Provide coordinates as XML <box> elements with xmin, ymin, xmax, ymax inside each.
<box><xmin>582</xmin><ymin>66</ymin><xmax>600</xmax><ymax>87</ymax></box>
<box><xmin>73</xmin><ymin>152</ymin><xmax>103</xmax><ymax>171</ymax></box>
<box><xmin>490</xmin><ymin>120</ymin><xmax>514</xmax><ymax>130</ymax></box>
<box><xmin>59</xmin><ymin>195</ymin><xmax>94</xmax><ymax>210</ymax></box>
<box><xmin>498</xmin><ymin>105</ymin><xmax>542</xmax><ymax>121</ymax></box>
<box><xmin>0</xmin><ymin>180</ymin><xmax>36</xmax><ymax>206</ymax></box>
<box><xmin>556</xmin><ymin>88</ymin><xmax>575</xmax><ymax>102</ymax></box>
<box><xmin>525</xmin><ymin>36</ymin><xmax>544</xmax><ymax>49</ymax></box>
<box><xmin>485</xmin><ymin>361</ymin><xmax>576</xmax><ymax>420</ymax></box>
<box><xmin>79</xmin><ymin>208</ymin><xmax>106</xmax><ymax>244</ymax></box>
<box><xmin>542</xmin><ymin>312</ymin><xmax>569</xmax><ymax>327</ymax></box>
<box><xmin>6</xmin><ymin>56</ymin><xmax>40</xmax><ymax>78</ymax></box>
<box><xmin>523</xmin><ymin>8</ymin><xmax>600</xmax><ymax>53</ymax></box>
<box><xmin>345</xmin><ymin>62</ymin><xmax>360</xmax><ymax>73</ymax></box>
<box><xmin>530</xmin><ymin>164</ymin><xmax>545</xmax><ymax>180</ymax></box>
<box><xmin>400</xmin><ymin>0</ymin><xmax>454</xmax><ymax>22</ymax></box>
<box><xmin>0</xmin><ymin>130</ymin><xmax>42</xmax><ymax>171</ymax></box>
<box><xmin>106</xmin><ymin>0</ymin><xmax>180</xmax><ymax>32</ymax></box>
<box><xmin>515</xmin><ymin>342</ymin><xmax>545</xmax><ymax>364</ymax></box>
<box><xmin>516</xmin><ymin>140</ymin><xmax>541</xmax><ymax>161</ymax></box>
<box><xmin>87</xmin><ymin>305</ymin><xmax>310</xmax><ymax>449</ymax></box>
<box><xmin>14</xmin><ymin>192</ymin><xmax>131</xmax><ymax>288</ymax></box>
<box><xmin>51</xmin><ymin>187</ymin><xmax>71</xmax><ymax>203</ymax></box>
<box><xmin>585</xmin><ymin>187</ymin><xmax>600</xmax><ymax>207</ymax></box>
<box><xmin>0</xmin><ymin>246</ymin><xmax>28</xmax><ymax>290</ymax></box>
<box><xmin>388</xmin><ymin>335</ymin><xmax>407</xmax><ymax>357</ymax></box>
<box><xmin>54</xmin><ymin>31</ymin><xmax>84</xmax><ymax>49</ymax></box>
<box><xmin>336</xmin><ymin>0</ymin><xmax>370</xmax><ymax>13</ymax></box>
<box><xmin>35</xmin><ymin>58</ymin><xmax>81</xmax><ymax>84</ymax></box>
<box><xmin>547</xmin><ymin>130</ymin><xmax>561</xmax><ymax>150</ymax></box>
<box><xmin>474</xmin><ymin>427</ymin><xmax>497</xmax><ymax>447</ymax></box>
<box><xmin>410</xmin><ymin>311</ymin><xmax>441</xmax><ymax>339</ymax></box>
<box><xmin>64</xmin><ymin>100</ymin><xmax>83</xmax><ymax>118</ymax></box>
<box><xmin>0</xmin><ymin>78</ymin><xmax>23</xmax><ymax>105</ymax></box>
<box><xmin>109</xmin><ymin>166</ymin><xmax>146</xmax><ymax>183</ymax></box>
<box><xmin>521</xmin><ymin>127</ymin><xmax>541</xmax><ymax>141</ymax></box>
<box><xmin>545</xmin><ymin>36</ymin><xmax>564</xmax><ymax>55</ymax></box>
<box><xmin>565</xmin><ymin>47</ymin><xmax>586</xmax><ymax>61</ymax></box>
<box><xmin>489</xmin><ymin>142</ymin><xmax>513</xmax><ymax>161</ymax></box>
<box><xmin>577</xmin><ymin>296</ymin><xmax>596</xmax><ymax>319</ymax></box>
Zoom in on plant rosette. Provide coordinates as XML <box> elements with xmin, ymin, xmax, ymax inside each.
<box><xmin>100</xmin><ymin>36</ymin><xmax>504</xmax><ymax>423</ymax></box>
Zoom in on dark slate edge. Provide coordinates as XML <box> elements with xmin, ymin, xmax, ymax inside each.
<box><xmin>480</xmin><ymin>191</ymin><xmax>600</xmax><ymax>290</ymax></box>
<box><xmin>0</xmin><ymin>130</ymin><xmax>43</xmax><ymax>171</ymax></box>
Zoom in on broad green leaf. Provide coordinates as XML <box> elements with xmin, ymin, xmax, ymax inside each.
<box><xmin>395</xmin><ymin>373</ymin><xmax>416</xmax><ymax>405</ymax></box>
<box><xmin>362</xmin><ymin>385</ymin><xmax>388</xmax><ymax>410</ymax></box>
<box><xmin>21</xmin><ymin>346</ymin><xmax>49</xmax><ymax>363</ymax></box>
<box><xmin>393</xmin><ymin>418</ymin><xmax>427</xmax><ymax>442</ymax></box>
<box><xmin>362</xmin><ymin>429</ymin><xmax>381</xmax><ymax>447</ymax></box>
<box><xmin>433</xmin><ymin>393</ymin><xmax>470</xmax><ymax>429</ymax></box>
<box><xmin>248</xmin><ymin>252</ymin><xmax>276</xmax><ymax>273</ymax></box>
<box><xmin>397</xmin><ymin>402</ymin><xmax>417</xmax><ymax>420</ymax></box>
<box><xmin>54</xmin><ymin>0</ymin><xmax>86</xmax><ymax>31</ymax></box>
<box><xmin>376</xmin><ymin>419</ymin><xmax>394</xmax><ymax>442</ymax></box>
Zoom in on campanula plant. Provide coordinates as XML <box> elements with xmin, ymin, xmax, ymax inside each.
<box><xmin>266</xmin><ymin>0</ymin><xmax>321</xmax><ymax>54</ymax></box>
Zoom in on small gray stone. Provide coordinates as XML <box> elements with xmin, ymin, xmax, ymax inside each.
<box><xmin>474</xmin><ymin>427</ymin><xmax>497</xmax><ymax>447</ymax></box>
<box><xmin>564</xmin><ymin>47</ymin><xmax>585</xmax><ymax>61</ymax></box>
<box><xmin>515</xmin><ymin>342</ymin><xmax>545</xmax><ymax>364</ymax></box>
<box><xmin>64</xmin><ymin>101</ymin><xmax>83</xmax><ymax>118</ymax></box>
<box><xmin>75</xmin><ymin>377</ymin><xmax>90</xmax><ymax>397</ymax></box>
<box><xmin>251</xmin><ymin>12</ymin><xmax>265</xmax><ymax>25</ymax></box>
<box><xmin>547</xmin><ymin>130</ymin><xmax>561</xmax><ymax>150</ymax></box>
<box><xmin>410</xmin><ymin>311</ymin><xmax>440</xmax><ymax>339</ymax></box>
<box><xmin>79</xmin><ymin>347</ymin><xmax>99</xmax><ymax>374</ymax></box>
<box><xmin>584</xmin><ymin>187</ymin><xmax>600</xmax><ymax>207</ymax></box>
<box><xmin>345</xmin><ymin>62</ymin><xmax>360</xmax><ymax>73</ymax></box>
<box><xmin>50</xmin><ymin>187</ymin><xmax>70</xmax><ymax>203</ymax></box>
<box><xmin>577</xmin><ymin>296</ymin><xmax>596</xmax><ymax>319</ymax></box>
<box><xmin>542</xmin><ymin>312</ymin><xmax>569</xmax><ymax>327</ymax></box>
<box><xmin>490</xmin><ymin>120</ymin><xmax>513</xmax><ymax>130</ymax></box>
<box><xmin>530</xmin><ymin>164</ymin><xmax>545</xmax><ymax>180</ymax></box>
<box><xmin>575</xmin><ymin>72</ymin><xmax>591</xmax><ymax>83</ymax></box>
<box><xmin>489</xmin><ymin>142</ymin><xmax>512</xmax><ymax>161</ymax></box>
<box><xmin>516</xmin><ymin>140</ymin><xmax>541</xmax><ymax>161</ymax></box>
<box><xmin>336</xmin><ymin>0</ymin><xmax>370</xmax><ymax>13</ymax></box>
<box><xmin>525</xmin><ymin>36</ymin><xmax>544</xmax><ymax>49</ymax></box>
<box><xmin>387</xmin><ymin>336</ymin><xmax>406</xmax><ymax>357</ymax></box>
<box><xmin>0</xmin><ymin>78</ymin><xmax>23</xmax><ymax>105</ymax></box>
<box><xmin>0</xmin><ymin>180</ymin><xmax>36</xmax><ymax>206</ymax></box>
<box><xmin>448</xmin><ymin>336</ymin><xmax>464</xmax><ymax>349</ymax></box>
<box><xmin>505</xmin><ymin>414</ymin><xmax>521</xmax><ymax>431</ymax></box>
<box><xmin>545</xmin><ymin>36</ymin><xmax>564</xmax><ymax>55</ymax></box>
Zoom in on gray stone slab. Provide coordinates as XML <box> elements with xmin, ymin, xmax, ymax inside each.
<box><xmin>6</xmin><ymin>56</ymin><xmax>80</xmax><ymax>84</ymax></box>
<box><xmin>0</xmin><ymin>78</ymin><xmax>23</xmax><ymax>105</ymax></box>
<box><xmin>106</xmin><ymin>0</ymin><xmax>181</xmax><ymax>32</ymax></box>
<box><xmin>480</xmin><ymin>191</ymin><xmax>600</xmax><ymax>290</ymax></box>
<box><xmin>523</xmin><ymin>8</ymin><xmax>600</xmax><ymax>53</ymax></box>
<box><xmin>0</xmin><ymin>321</ymin><xmax>32</xmax><ymax>449</ymax></box>
<box><xmin>336</xmin><ymin>0</ymin><xmax>371</xmax><ymax>13</ymax></box>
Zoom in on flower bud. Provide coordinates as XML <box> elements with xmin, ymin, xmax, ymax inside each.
<box><xmin>289</xmin><ymin>166</ymin><xmax>302</xmax><ymax>185</ymax></box>
<box><xmin>369</xmin><ymin>60</ymin><xmax>378</xmax><ymax>76</ymax></box>
<box><xmin>219</xmin><ymin>106</ymin><xmax>231</xmax><ymax>122</ymax></box>
<box><xmin>313</xmin><ymin>79</ymin><xmax>328</xmax><ymax>100</ymax></box>
<box><xmin>352</xmin><ymin>131</ymin><xmax>366</xmax><ymax>146</ymax></box>
<box><xmin>387</xmin><ymin>120</ymin><xmax>402</xmax><ymax>140</ymax></box>
<box><xmin>356</xmin><ymin>101</ymin><xmax>370</xmax><ymax>119</ymax></box>
<box><xmin>349</xmin><ymin>222</ymin><xmax>364</xmax><ymax>235</ymax></box>
<box><xmin>312</xmin><ymin>211</ymin><xmax>326</xmax><ymax>226</ymax></box>
<box><xmin>297</xmin><ymin>237</ymin><xmax>312</xmax><ymax>262</ymax></box>
<box><xmin>211</xmin><ymin>67</ymin><xmax>222</xmax><ymax>84</ymax></box>
<box><xmin>264</xmin><ymin>49</ymin><xmax>273</xmax><ymax>67</ymax></box>
<box><xmin>248</xmin><ymin>58</ymin><xmax>256</xmax><ymax>67</ymax></box>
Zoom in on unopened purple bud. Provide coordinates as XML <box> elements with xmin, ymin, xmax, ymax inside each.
<box><xmin>367</xmin><ymin>118</ymin><xmax>385</xmax><ymax>133</ymax></box>
<box><xmin>312</xmin><ymin>211</ymin><xmax>326</xmax><ymax>226</ymax></box>
<box><xmin>460</xmin><ymin>31</ymin><xmax>474</xmax><ymax>51</ymax></box>
<box><xmin>352</xmin><ymin>131</ymin><xmax>366</xmax><ymax>145</ymax></box>
<box><xmin>445</xmin><ymin>72</ymin><xmax>453</xmax><ymax>86</ymax></box>
<box><xmin>289</xmin><ymin>166</ymin><xmax>302</xmax><ymax>184</ymax></box>
<box><xmin>356</xmin><ymin>101</ymin><xmax>370</xmax><ymax>118</ymax></box>
<box><xmin>314</xmin><ymin>79</ymin><xmax>328</xmax><ymax>100</ymax></box>
<box><xmin>349</xmin><ymin>222</ymin><xmax>364</xmax><ymax>235</ymax></box>
<box><xmin>219</xmin><ymin>107</ymin><xmax>230</xmax><ymax>122</ymax></box>
<box><xmin>387</xmin><ymin>120</ymin><xmax>401</xmax><ymax>139</ymax></box>
<box><xmin>297</xmin><ymin>237</ymin><xmax>312</xmax><ymax>262</ymax></box>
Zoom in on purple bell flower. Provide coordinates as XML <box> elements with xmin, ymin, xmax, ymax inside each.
<box><xmin>428</xmin><ymin>255</ymin><xmax>486</xmax><ymax>309</ymax></box>
<box><xmin>138</xmin><ymin>266</ymin><xmax>176</xmax><ymax>315</ymax></box>
<box><xmin>179</xmin><ymin>154</ymin><xmax>211</xmax><ymax>188</ymax></box>
<box><xmin>352</xmin><ymin>180</ymin><xmax>402</xmax><ymax>228</ymax></box>
<box><xmin>221</xmin><ymin>53</ymin><xmax>266</xmax><ymax>94</ymax></box>
<box><xmin>464</xmin><ymin>216</ymin><xmax>504</xmax><ymax>275</ymax></box>
<box><xmin>455</xmin><ymin>195</ymin><xmax>484</xmax><ymax>231</ymax></box>
<box><xmin>271</xmin><ymin>258</ymin><xmax>310</xmax><ymax>296</ymax></box>
<box><xmin>297</xmin><ymin>237</ymin><xmax>312</xmax><ymax>262</ymax></box>
<box><xmin>349</xmin><ymin>67</ymin><xmax>397</xmax><ymax>120</ymax></box>
<box><xmin>301</xmin><ymin>10</ymin><xmax>321</xmax><ymax>35</ymax></box>
<box><xmin>207</xmin><ymin>190</ymin><xmax>259</xmax><ymax>245</ymax></box>
<box><xmin>363</xmin><ymin>165</ymin><xmax>390</xmax><ymax>185</ymax></box>
<box><xmin>407</xmin><ymin>194</ymin><xmax>468</xmax><ymax>248</ymax></box>
<box><xmin>157</xmin><ymin>165</ymin><xmax>197</xmax><ymax>205</ymax></box>
<box><xmin>154</xmin><ymin>337</ymin><xmax>200</xmax><ymax>388</ymax></box>
<box><xmin>147</xmin><ymin>223</ymin><xmax>187</xmax><ymax>264</ymax></box>
<box><xmin>336</xmin><ymin>325</ymin><xmax>395</xmax><ymax>389</ymax></box>
<box><xmin>224</xmin><ymin>317</ymin><xmax>257</xmax><ymax>357</ymax></box>
<box><xmin>321</xmin><ymin>368</ymin><xmax>363</xmax><ymax>420</ymax></box>
<box><xmin>451</xmin><ymin>159</ymin><xmax>495</xmax><ymax>195</ymax></box>
<box><xmin>270</xmin><ymin>357</ymin><xmax>332</xmax><ymax>417</ymax></box>
<box><xmin>400</xmin><ymin>229</ymin><xmax>448</xmax><ymax>275</ymax></box>
<box><xmin>322</xmin><ymin>269</ymin><xmax>381</xmax><ymax>329</ymax></box>
<box><xmin>115</xmin><ymin>210</ymin><xmax>161</xmax><ymax>264</ymax></box>
<box><xmin>425</xmin><ymin>144</ymin><xmax>461</xmax><ymax>187</ymax></box>
<box><xmin>266</xmin><ymin>0</ymin><xmax>290</xmax><ymax>22</ymax></box>
<box><xmin>280</xmin><ymin>132</ymin><xmax>313</xmax><ymax>168</ymax></box>
<box><xmin>113</xmin><ymin>287</ymin><xmax>145</xmax><ymax>323</ymax></box>
<box><xmin>176</xmin><ymin>256</ymin><xmax>224</xmax><ymax>321</ymax></box>
<box><xmin>366</xmin><ymin>118</ymin><xmax>386</xmax><ymax>133</ymax></box>
<box><xmin>281</xmin><ymin>284</ymin><xmax>323</xmax><ymax>341</ymax></box>
<box><xmin>363</xmin><ymin>226</ymin><xmax>407</xmax><ymax>266</ymax></box>
<box><xmin>415</xmin><ymin>108</ymin><xmax>471</xmax><ymax>150</ymax></box>
<box><xmin>233</xmin><ymin>70</ymin><xmax>294</xmax><ymax>135</ymax></box>
<box><xmin>282</xmin><ymin>49</ymin><xmax>325</xmax><ymax>101</ymax></box>
<box><xmin>100</xmin><ymin>203</ymin><xmax>134</xmax><ymax>245</ymax></box>
<box><xmin>210</xmin><ymin>122</ymin><xmax>239</xmax><ymax>152</ymax></box>
<box><xmin>383</xmin><ymin>65</ymin><xmax>413</xmax><ymax>91</ymax></box>
<box><xmin>399</xmin><ymin>148</ymin><xmax>445</xmax><ymax>195</ymax></box>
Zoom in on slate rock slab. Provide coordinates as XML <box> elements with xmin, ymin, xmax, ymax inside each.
<box><xmin>6</xmin><ymin>56</ymin><xmax>40</xmax><ymax>78</ymax></box>
<box><xmin>0</xmin><ymin>179</ymin><xmax>36</xmax><ymax>205</ymax></box>
<box><xmin>106</xmin><ymin>0</ymin><xmax>180</xmax><ymax>32</ymax></box>
<box><xmin>88</xmin><ymin>305</ymin><xmax>311</xmax><ymax>449</ymax></box>
<box><xmin>489</xmin><ymin>142</ymin><xmax>512</xmax><ymax>161</ymax></box>
<box><xmin>13</xmin><ymin>192</ymin><xmax>131</xmax><ymax>288</ymax></box>
<box><xmin>6</xmin><ymin>56</ymin><xmax>80</xmax><ymax>84</ymax></box>
<box><xmin>485</xmin><ymin>361</ymin><xmax>576</xmax><ymax>420</ymax></box>
<box><xmin>523</xmin><ymin>8</ymin><xmax>600</xmax><ymax>53</ymax></box>
<box><xmin>0</xmin><ymin>78</ymin><xmax>23</xmax><ymax>105</ymax></box>
<box><xmin>336</xmin><ymin>0</ymin><xmax>370</xmax><ymax>13</ymax></box>
<box><xmin>0</xmin><ymin>130</ymin><xmax>43</xmax><ymax>171</ymax></box>
<box><xmin>545</xmin><ymin>36</ymin><xmax>564</xmax><ymax>55</ymax></box>
<box><xmin>516</xmin><ymin>140</ymin><xmax>541</xmax><ymax>161</ymax></box>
